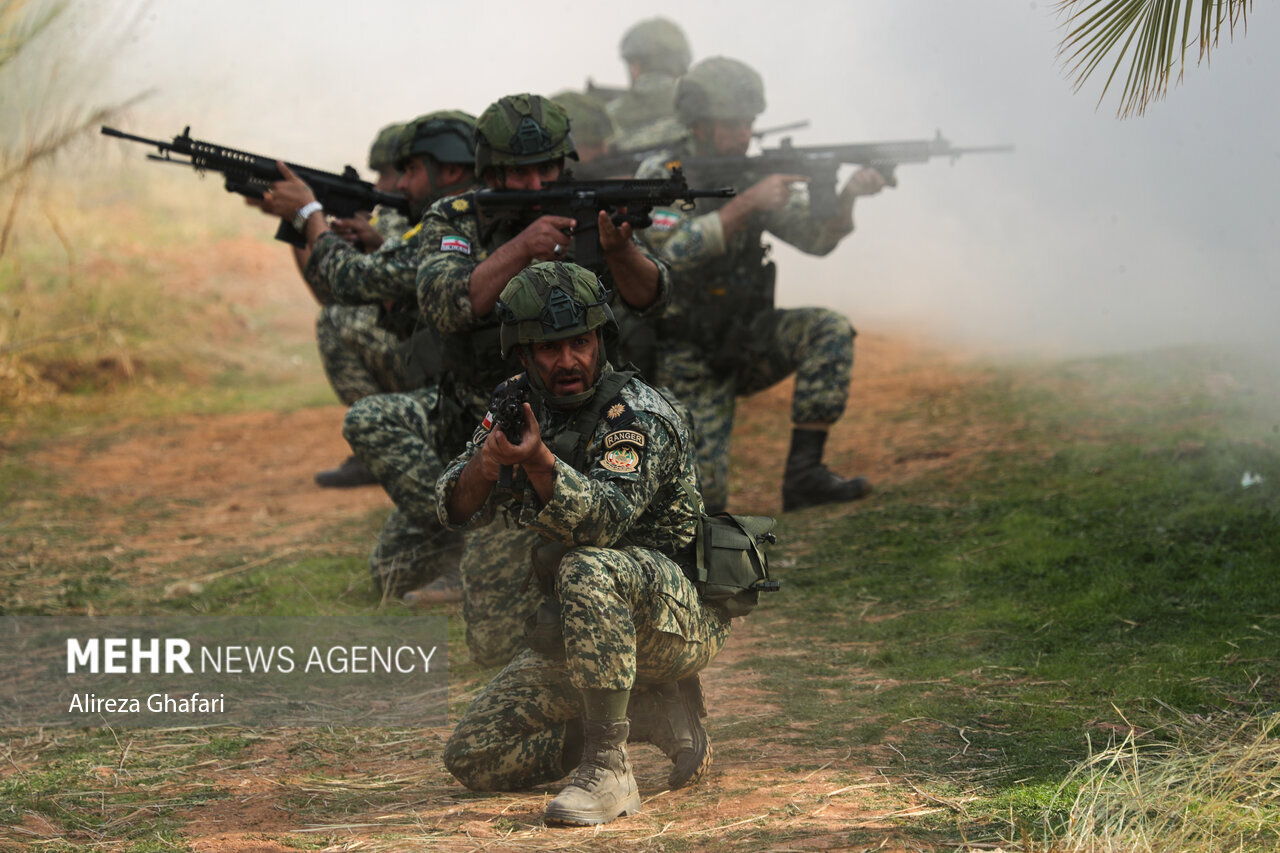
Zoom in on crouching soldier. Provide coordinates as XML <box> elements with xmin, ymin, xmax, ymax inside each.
<box><xmin>438</xmin><ymin>262</ymin><xmax>730</xmax><ymax>825</ymax></box>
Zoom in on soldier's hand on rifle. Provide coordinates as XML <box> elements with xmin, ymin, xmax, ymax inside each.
<box><xmin>250</xmin><ymin>161</ymin><xmax>318</xmax><ymax>221</ymax></box>
<box><xmin>331</xmin><ymin>216</ymin><xmax>384</xmax><ymax>252</ymax></box>
<box><xmin>597</xmin><ymin>207</ymin><xmax>634</xmax><ymax>254</ymax></box>
<box><xmin>739</xmin><ymin>173</ymin><xmax>809</xmax><ymax>213</ymax></box>
<box><xmin>518</xmin><ymin>215</ymin><xmax>577</xmax><ymax>262</ymax></box>
<box><xmin>841</xmin><ymin>166</ymin><xmax>889</xmax><ymax>199</ymax></box>
<box><xmin>481</xmin><ymin>403</ymin><xmax>552</xmax><ymax>476</ymax></box>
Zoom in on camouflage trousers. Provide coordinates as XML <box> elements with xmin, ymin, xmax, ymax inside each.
<box><xmin>458</xmin><ymin>522</ymin><xmax>543</xmax><ymax>668</ymax></box>
<box><xmin>316</xmin><ymin>304</ymin><xmax>406</xmax><ymax>405</ymax></box>
<box><xmin>444</xmin><ymin>545</ymin><xmax>730</xmax><ymax>791</ymax></box>
<box><xmin>657</xmin><ymin>307</ymin><xmax>854</xmax><ymax>511</ymax></box>
<box><xmin>343</xmin><ymin>387</ymin><xmax>536</xmax><ymax>665</ymax></box>
<box><xmin>343</xmin><ymin>386</ymin><xmax>453</xmax><ymax>595</ymax></box>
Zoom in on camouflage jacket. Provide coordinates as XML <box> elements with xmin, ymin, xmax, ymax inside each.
<box><xmin>371</xmin><ymin>205</ymin><xmax>410</xmax><ymax>240</ymax></box>
<box><xmin>303</xmin><ymin>220</ymin><xmax>424</xmax><ymax>315</ymax></box>
<box><xmin>634</xmin><ymin>138</ymin><xmax>854</xmax><ymax>335</ymax></box>
<box><xmin>415</xmin><ymin>191</ymin><xmax>671</xmax><ymax>417</ymax></box>
<box><xmin>606</xmin><ymin>73</ymin><xmax>678</xmax><ymax>135</ymax></box>
<box><xmin>437</xmin><ymin>365</ymin><xmax>701</xmax><ymax>556</ymax></box>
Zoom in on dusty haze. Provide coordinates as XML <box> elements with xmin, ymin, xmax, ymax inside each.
<box><xmin>20</xmin><ymin>0</ymin><xmax>1280</xmax><ymax>359</ymax></box>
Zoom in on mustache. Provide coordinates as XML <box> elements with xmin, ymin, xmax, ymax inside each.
<box><xmin>551</xmin><ymin>367</ymin><xmax>587</xmax><ymax>384</ymax></box>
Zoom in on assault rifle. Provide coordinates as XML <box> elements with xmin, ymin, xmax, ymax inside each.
<box><xmin>573</xmin><ymin>120</ymin><xmax>812</xmax><ymax>180</ymax></box>
<box><xmin>667</xmin><ymin>131</ymin><xmax>1015</xmax><ymax>218</ymax></box>
<box><xmin>101</xmin><ymin>125</ymin><xmax>411</xmax><ymax>248</ymax></box>
<box><xmin>472</xmin><ymin>167</ymin><xmax>734</xmax><ymax>269</ymax></box>
<box><xmin>490</xmin><ymin>379</ymin><xmax>528</xmax><ymax>494</ymax></box>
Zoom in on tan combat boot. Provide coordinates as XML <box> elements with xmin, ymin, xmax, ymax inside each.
<box><xmin>544</xmin><ymin>720</ymin><xmax>641</xmax><ymax>826</ymax></box>
<box><xmin>628</xmin><ymin>676</ymin><xmax>711</xmax><ymax>788</ymax></box>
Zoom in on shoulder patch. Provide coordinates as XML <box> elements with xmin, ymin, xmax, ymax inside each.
<box><xmin>650</xmin><ymin>208</ymin><xmax>681</xmax><ymax>231</ymax></box>
<box><xmin>604</xmin><ymin>428</ymin><xmax>646</xmax><ymax>450</ymax></box>
<box><xmin>440</xmin><ymin>235</ymin><xmax>471</xmax><ymax>254</ymax></box>
<box><xmin>402</xmin><ymin>222</ymin><xmax>423</xmax><ymax>241</ymax></box>
<box><xmin>473</xmin><ymin>412</ymin><xmax>494</xmax><ymax>446</ymax></box>
<box><xmin>600</xmin><ymin>445</ymin><xmax>641</xmax><ymax>473</ymax></box>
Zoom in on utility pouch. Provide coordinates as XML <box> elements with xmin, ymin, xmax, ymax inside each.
<box><xmin>530</xmin><ymin>539</ymin><xmax>570</xmax><ymax>598</ymax></box>
<box><xmin>396</xmin><ymin>326</ymin><xmax>445</xmax><ymax>390</ymax></box>
<box><xmin>687</xmin><ymin>513</ymin><xmax>779</xmax><ymax>618</ymax></box>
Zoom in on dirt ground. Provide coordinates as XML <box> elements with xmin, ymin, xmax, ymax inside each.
<box><xmin>5</xmin><ymin>235</ymin><xmax>1008</xmax><ymax>851</ymax></box>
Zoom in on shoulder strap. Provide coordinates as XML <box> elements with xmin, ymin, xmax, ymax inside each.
<box><xmin>549</xmin><ymin>368</ymin><xmax>637</xmax><ymax>472</ymax></box>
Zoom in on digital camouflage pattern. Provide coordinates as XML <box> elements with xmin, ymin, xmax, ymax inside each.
<box><xmin>315</xmin><ymin>304</ymin><xmax>407</xmax><ymax>405</ymax></box>
<box><xmin>370</xmin><ymin>205</ymin><xmax>410</xmax><ymax>240</ymax></box>
<box><xmin>633</xmin><ymin>140</ymin><xmax>858</xmax><ymax>509</ymax></box>
<box><xmin>440</xmin><ymin>369</ymin><xmax>731</xmax><ymax>791</ymax></box>
<box><xmin>458</xmin><ymin>522</ymin><xmax>543</xmax><ymax>667</ymax></box>
<box><xmin>305</xmin><ymin>223</ymin><xmax>426</xmax><ymax>311</ymax></box>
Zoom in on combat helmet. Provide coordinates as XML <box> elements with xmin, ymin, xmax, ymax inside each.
<box><xmin>496</xmin><ymin>262</ymin><xmax>615</xmax><ymax>405</ymax></box>
<box><xmin>620</xmin><ymin>17</ymin><xmax>691</xmax><ymax>77</ymax></box>
<box><xmin>393</xmin><ymin>110</ymin><xmax>477</xmax><ymax>170</ymax></box>
<box><xmin>474</xmin><ymin>94</ymin><xmax>577</xmax><ymax>177</ymax></box>
<box><xmin>368</xmin><ymin>122</ymin><xmax>406</xmax><ymax>172</ymax></box>
<box><xmin>674</xmin><ymin>56</ymin><xmax>766</xmax><ymax>126</ymax></box>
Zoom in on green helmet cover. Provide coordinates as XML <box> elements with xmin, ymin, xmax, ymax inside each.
<box><xmin>368</xmin><ymin>122</ymin><xmax>406</xmax><ymax>172</ymax></box>
<box><xmin>496</xmin><ymin>262</ymin><xmax>615</xmax><ymax>360</ymax></box>
<box><xmin>551</xmin><ymin>90</ymin><xmax>616</xmax><ymax>148</ymax></box>
<box><xmin>474</xmin><ymin>94</ymin><xmax>577</xmax><ymax>176</ymax></box>
<box><xmin>620</xmin><ymin>17</ymin><xmax>691</xmax><ymax>77</ymax></box>
<box><xmin>393</xmin><ymin>110</ymin><xmax>477</xmax><ymax>170</ymax></box>
<box><xmin>675</xmin><ymin>56</ymin><xmax>766</xmax><ymax>126</ymax></box>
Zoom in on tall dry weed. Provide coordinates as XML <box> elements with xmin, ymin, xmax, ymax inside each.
<box><xmin>1044</xmin><ymin>709</ymin><xmax>1280</xmax><ymax>852</ymax></box>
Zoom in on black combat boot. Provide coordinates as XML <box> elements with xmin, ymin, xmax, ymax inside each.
<box><xmin>545</xmin><ymin>690</ymin><xmax>640</xmax><ymax>826</ymax></box>
<box><xmin>314</xmin><ymin>454</ymin><xmax>378</xmax><ymax>488</ymax></box>
<box><xmin>781</xmin><ymin>428</ymin><xmax>871</xmax><ymax>511</ymax></box>
<box><xmin>627</xmin><ymin>675</ymin><xmax>711</xmax><ymax>789</ymax></box>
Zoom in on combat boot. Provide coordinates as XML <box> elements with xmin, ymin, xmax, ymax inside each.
<box><xmin>544</xmin><ymin>719</ymin><xmax>641</xmax><ymax>826</ymax></box>
<box><xmin>781</xmin><ymin>428</ymin><xmax>871</xmax><ymax>511</ymax></box>
<box><xmin>314</xmin><ymin>455</ymin><xmax>378</xmax><ymax>488</ymax></box>
<box><xmin>627</xmin><ymin>676</ymin><xmax>711</xmax><ymax>789</ymax></box>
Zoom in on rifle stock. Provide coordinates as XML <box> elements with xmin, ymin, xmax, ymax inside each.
<box><xmin>102</xmin><ymin>125</ymin><xmax>411</xmax><ymax>247</ymax></box>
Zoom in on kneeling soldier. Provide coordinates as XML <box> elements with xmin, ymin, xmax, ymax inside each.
<box><xmin>438</xmin><ymin>262</ymin><xmax>729</xmax><ymax>825</ymax></box>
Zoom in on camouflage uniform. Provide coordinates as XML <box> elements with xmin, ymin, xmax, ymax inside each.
<box><xmin>608</xmin><ymin>74</ymin><xmax>683</xmax><ymax>152</ymax></box>
<box><xmin>634</xmin><ymin>139</ymin><xmax>858</xmax><ymax>510</ymax></box>
<box><xmin>414</xmin><ymin>194</ymin><xmax>672</xmax><ymax>664</ymax></box>
<box><xmin>439</xmin><ymin>367</ymin><xmax>730</xmax><ymax>791</ymax></box>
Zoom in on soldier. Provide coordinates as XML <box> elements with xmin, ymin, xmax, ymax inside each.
<box><xmin>635</xmin><ymin>57</ymin><xmax>887</xmax><ymax>513</ymax></box>
<box><xmin>606</xmin><ymin>17</ymin><xmax>692</xmax><ymax>152</ymax></box>
<box><xmin>254</xmin><ymin>111</ymin><xmax>480</xmax><ymax>600</ymax></box>
<box><xmin>414</xmin><ymin>92</ymin><xmax>669</xmax><ymax>666</ymax></box>
<box><xmin>550</xmin><ymin>90</ymin><xmax>616</xmax><ymax>166</ymax></box>
<box><xmin>439</xmin><ymin>262</ymin><xmax>727</xmax><ymax>826</ymax></box>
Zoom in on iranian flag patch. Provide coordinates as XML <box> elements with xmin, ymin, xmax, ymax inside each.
<box><xmin>650</xmin><ymin>208</ymin><xmax>680</xmax><ymax>231</ymax></box>
<box><xmin>440</xmin><ymin>235</ymin><xmax>471</xmax><ymax>254</ymax></box>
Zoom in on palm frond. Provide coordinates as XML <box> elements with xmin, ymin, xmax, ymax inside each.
<box><xmin>1056</xmin><ymin>0</ymin><xmax>1251</xmax><ymax>117</ymax></box>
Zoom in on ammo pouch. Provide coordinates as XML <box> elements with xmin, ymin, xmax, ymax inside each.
<box><xmin>396</xmin><ymin>326</ymin><xmax>445</xmax><ymax>390</ymax></box>
<box><xmin>523</xmin><ymin>600</ymin><xmax>565</xmax><ymax>658</ymax></box>
<box><xmin>686</xmin><ymin>513</ymin><xmax>779</xmax><ymax>618</ymax></box>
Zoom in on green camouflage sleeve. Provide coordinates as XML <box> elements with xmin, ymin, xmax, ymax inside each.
<box><xmin>435</xmin><ymin>431</ymin><xmax>502</xmax><ymax>531</ymax></box>
<box><xmin>415</xmin><ymin>204</ymin><xmax>484</xmax><ymax>335</ymax></box>
<box><xmin>304</xmin><ymin>230</ymin><xmax>420</xmax><ymax>307</ymax></box>
<box><xmin>519</xmin><ymin>409</ymin><xmax>680</xmax><ymax>547</ymax></box>
<box><xmin>762</xmin><ymin>187</ymin><xmax>853</xmax><ymax>256</ymax></box>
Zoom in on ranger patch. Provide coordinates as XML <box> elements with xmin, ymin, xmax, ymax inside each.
<box><xmin>650</xmin><ymin>208</ymin><xmax>680</xmax><ymax>231</ymax></box>
<box><xmin>440</xmin><ymin>235</ymin><xmax>471</xmax><ymax>254</ymax></box>
<box><xmin>601</xmin><ymin>445</ymin><xmax>641</xmax><ymax>473</ymax></box>
<box><xmin>604</xmin><ymin>429</ymin><xmax>646</xmax><ymax>450</ymax></box>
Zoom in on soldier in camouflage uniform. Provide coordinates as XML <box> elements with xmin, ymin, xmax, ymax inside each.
<box><xmin>439</xmin><ymin>263</ymin><xmax>728</xmax><ymax>826</ymax></box>
<box><xmin>414</xmin><ymin>93</ymin><xmax>670</xmax><ymax>666</ymax></box>
<box><xmin>607</xmin><ymin>18</ymin><xmax>692</xmax><ymax>153</ymax></box>
<box><xmin>550</xmin><ymin>90</ymin><xmax>616</xmax><ymax>166</ymax></box>
<box><xmin>255</xmin><ymin>112</ymin><xmax>480</xmax><ymax>599</ymax></box>
<box><xmin>634</xmin><ymin>57</ymin><xmax>887</xmax><ymax>513</ymax></box>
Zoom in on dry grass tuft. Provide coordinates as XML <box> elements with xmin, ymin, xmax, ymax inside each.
<box><xmin>1046</xmin><ymin>709</ymin><xmax>1280</xmax><ymax>852</ymax></box>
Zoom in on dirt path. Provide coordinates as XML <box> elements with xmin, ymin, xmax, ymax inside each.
<box><xmin>5</xmin><ymin>236</ymin><xmax>1003</xmax><ymax>850</ymax></box>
